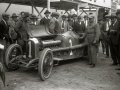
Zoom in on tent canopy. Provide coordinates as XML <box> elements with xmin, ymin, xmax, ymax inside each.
<box><xmin>0</xmin><ymin>0</ymin><xmax>79</xmax><ymax>10</ymax></box>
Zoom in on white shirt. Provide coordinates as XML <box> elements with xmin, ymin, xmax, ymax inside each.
<box><xmin>2</xmin><ymin>19</ymin><xmax>8</xmax><ymax>26</ymax></box>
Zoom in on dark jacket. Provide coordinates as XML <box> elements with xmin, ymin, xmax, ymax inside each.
<box><xmin>72</xmin><ymin>21</ymin><xmax>86</xmax><ymax>33</ymax></box>
<box><xmin>0</xmin><ymin>20</ymin><xmax>10</xmax><ymax>41</ymax></box>
<box><xmin>40</xmin><ymin>17</ymin><xmax>50</xmax><ymax>26</ymax></box>
<box><xmin>109</xmin><ymin>20</ymin><xmax>120</xmax><ymax>45</ymax></box>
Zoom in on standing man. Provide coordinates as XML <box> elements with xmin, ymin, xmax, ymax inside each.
<box><xmin>49</xmin><ymin>12</ymin><xmax>60</xmax><ymax>34</ymax></box>
<box><xmin>84</xmin><ymin>15</ymin><xmax>88</xmax><ymax>27</ymax></box>
<box><xmin>86</xmin><ymin>16</ymin><xmax>101</xmax><ymax>68</ymax></box>
<box><xmin>73</xmin><ymin>15</ymin><xmax>86</xmax><ymax>34</ymax></box>
<box><xmin>98</xmin><ymin>19</ymin><xmax>106</xmax><ymax>54</ymax></box>
<box><xmin>58</xmin><ymin>14</ymin><xmax>69</xmax><ymax>34</ymax></box>
<box><xmin>8</xmin><ymin>13</ymin><xmax>18</xmax><ymax>43</ymax></box>
<box><xmin>0</xmin><ymin>13</ymin><xmax>10</xmax><ymax>66</ymax></box>
<box><xmin>15</xmin><ymin>12</ymin><xmax>30</xmax><ymax>54</ymax></box>
<box><xmin>72</xmin><ymin>14</ymin><xmax>77</xmax><ymax>32</ymax></box>
<box><xmin>102</xmin><ymin>15</ymin><xmax>111</xmax><ymax>58</ymax></box>
<box><xmin>108</xmin><ymin>15</ymin><xmax>118</xmax><ymax>66</ymax></box>
<box><xmin>40</xmin><ymin>10</ymin><xmax>50</xmax><ymax>26</ymax></box>
<box><xmin>114</xmin><ymin>10</ymin><xmax>120</xmax><ymax>70</ymax></box>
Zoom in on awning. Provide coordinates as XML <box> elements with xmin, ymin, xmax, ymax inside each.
<box><xmin>0</xmin><ymin>0</ymin><xmax>80</xmax><ymax>10</ymax></box>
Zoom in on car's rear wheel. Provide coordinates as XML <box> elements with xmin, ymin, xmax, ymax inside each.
<box><xmin>5</xmin><ymin>44</ymin><xmax>23</xmax><ymax>71</ymax></box>
<box><xmin>38</xmin><ymin>48</ymin><xmax>53</xmax><ymax>81</ymax></box>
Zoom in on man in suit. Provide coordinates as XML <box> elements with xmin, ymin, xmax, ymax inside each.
<box><xmin>58</xmin><ymin>14</ymin><xmax>69</xmax><ymax>34</ymax></box>
<box><xmin>107</xmin><ymin>15</ymin><xmax>118</xmax><ymax>66</ymax></box>
<box><xmin>0</xmin><ymin>13</ymin><xmax>10</xmax><ymax>66</ymax></box>
<box><xmin>40</xmin><ymin>10</ymin><xmax>50</xmax><ymax>26</ymax></box>
<box><xmin>114</xmin><ymin>9</ymin><xmax>120</xmax><ymax>70</ymax></box>
<box><xmin>72</xmin><ymin>14</ymin><xmax>77</xmax><ymax>32</ymax></box>
<box><xmin>73</xmin><ymin>15</ymin><xmax>86</xmax><ymax>34</ymax></box>
<box><xmin>49</xmin><ymin>12</ymin><xmax>60</xmax><ymax>34</ymax></box>
<box><xmin>85</xmin><ymin>16</ymin><xmax>101</xmax><ymax>68</ymax></box>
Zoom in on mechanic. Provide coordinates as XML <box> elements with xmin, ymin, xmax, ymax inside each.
<box><xmin>40</xmin><ymin>10</ymin><xmax>50</xmax><ymax>26</ymax></box>
<box><xmin>15</xmin><ymin>12</ymin><xmax>30</xmax><ymax>54</ymax></box>
<box><xmin>85</xmin><ymin>15</ymin><xmax>101</xmax><ymax>68</ymax></box>
<box><xmin>49</xmin><ymin>12</ymin><xmax>60</xmax><ymax>34</ymax></box>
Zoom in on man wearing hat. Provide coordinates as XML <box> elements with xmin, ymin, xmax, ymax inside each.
<box><xmin>49</xmin><ymin>12</ymin><xmax>60</xmax><ymax>34</ymax></box>
<box><xmin>0</xmin><ymin>12</ymin><xmax>11</xmax><ymax>68</ymax></box>
<box><xmin>40</xmin><ymin>10</ymin><xmax>50</xmax><ymax>26</ymax></box>
<box><xmin>85</xmin><ymin>16</ymin><xmax>101</xmax><ymax>68</ymax></box>
<box><xmin>30</xmin><ymin>14</ymin><xmax>38</xmax><ymax>25</ymax></box>
<box><xmin>15</xmin><ymin>12</ymin><xmax>30</xmax><ymax>54</ymax></box>
<box><xmin>73</xmin><ymin>15</ymin><xmax>86</xmax><ymax>33</ymax></box>
<box><xmin>107</xmin><ymin>14</ymin><xmax>118</xmax><ymax>66</ymax></box>
<box><xmin>8</xmin><ymin>13</ymin><xmax>18</xmax><ymax>43</ymax></box>
<box><xmin>57</xmin><ymin>14</ymin><xmax>69</xmax><ymax>34</ymax></box>
<box><xmin>72</xmin><ymin>14</ymin><xmax>77</xmax><ymax>31</ymax></box>
<box><xmin>111</xmin><ymin>9</ymin><xmax>120</xmax><ymax>70</ymax></box>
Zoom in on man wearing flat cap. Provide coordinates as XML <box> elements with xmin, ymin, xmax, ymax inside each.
<box><xmin>15</xmin><ymin>12</ymin><xmax>30</xmax><ymax>54</ymax></box>
<box><xmin>85</xmin><ymin>15</ymin><xmax>101</xmax><ymax>68</ymax></box>
<box><xmin>40</xmin><ymin>10</ymin><xmax>50</xmax><ymax>26</ymax></box>
<box><xmin>0</xmin><ymin>12</ymin><xmax>10</xmax><ymax>66</ymax></box>
<box><xmin>49</xmin><ymin>12</ymin><xmax>60</xmax><ymax>34</ymax></box>
<box><xmin>30</xmin><ymin>14</ymin><xmax>38</xmax><ymax>25</ymax></box>
<box><xmin>57</xmin><ymin>14</ymin><xmax>69</xmax><ymax>34</ymax></box>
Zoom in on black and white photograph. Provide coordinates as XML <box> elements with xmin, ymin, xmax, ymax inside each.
<box><xmin>0</xmin><ymin>0</ymin><xmax>120</xmax><ymax>90</ymax></box>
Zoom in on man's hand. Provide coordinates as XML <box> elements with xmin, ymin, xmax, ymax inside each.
<box><xmin>3</xmin><ymin>37</ymin><xmax>5</xmax><ymax>40</ymax></box>
<box><xmin>93</xmin><ymin>40</ymin><xmax>99</xmax><ymax>45</ymax></box>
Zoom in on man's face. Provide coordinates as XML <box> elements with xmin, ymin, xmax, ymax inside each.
<box><xmin>73</xmin><ymin>16</ymin><xmax>77</xmax><ymax>20</ymax></box>
<box><xmin>24</xmin><ymin>17</ymin><xmax>30</xmax><ymax>22</ymax></box>
<box><xmin>12</xmin><ymin>17</ymin><xmax>18</xmax><ymax>22</ymax></box>
<box><xmin>55</xmin><ymin>15</ymin><xmax>59</xmax><ymax>19</ymax></box>
<box><xmin>117</xmin><ymin>14</ymin><xmax>120</xmax><ymax>19</ymax></box>
<box><xmin>111</xmin><ymin>18</ymin><xmax>116</xmax><ymax>23</ymax></box>
<box><xmin>84</xmin><ymin>17</ymin><xmax>88</xmax><ymax>20</ymax></box>
<box><xmin>89</xmin><ymin>18</ymin><xmax>94</xmax><ymax>23</ymax></box>
<box><xmin>45</xmin><ymin>13</ymin><xmax>49</xmax><ymax>17</ymax></box>
<box><xmin>62</xmin><ymin>16</ymin><xmax>66</xmax><ymax>21</ymax></box>
<box><xmin>4</xmin><ymin>16</ymin><xmax>9</xmax><ymax>21</ymax></box>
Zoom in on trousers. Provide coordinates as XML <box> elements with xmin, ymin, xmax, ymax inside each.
<box><xmin>88</xmin><ymin>43</ymin><xmax>98</xmax><ymax>64</ymax></box>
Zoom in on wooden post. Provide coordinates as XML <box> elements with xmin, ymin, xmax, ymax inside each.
<box><xmin>32</xmin><ymin>6</ymin><xmax>34</xmax><ymax>14</ymax></box>
<box><xmin>47</xmin><ymin>0</ymin><xmax>50</xmax><ymax>11</ymax></box>
<box><xmin>29</xmin><ymin>0</ymin><xmax>42</xmax><ymax>18</ymax></box>
<box><xmin>5</xmin><ymin>3</ymin><xmax>11</xmax><ymax>12</ymax></box>
<box><xmin>77</xmin><ymin>3</ymin><xmax>80</xmax><ymax>15</ymax></box>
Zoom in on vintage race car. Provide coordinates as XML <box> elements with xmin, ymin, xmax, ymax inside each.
<box><xmin>4</xmin><ymin>24</ymin><xmax>87</xmax><ymax>81</ymax></box>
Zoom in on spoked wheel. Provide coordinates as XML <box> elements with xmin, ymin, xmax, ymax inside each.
<box><xmin>38</xmin><ymin>48</ymin><xmax>53</xmax><ymax>81</ymax></box>
<box><xmin>5</xmin><ymin>44</ymin><xmax>23</xmax><ymax>71</ymax></box>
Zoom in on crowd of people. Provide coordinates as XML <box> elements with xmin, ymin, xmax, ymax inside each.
<box><xmin>98</xmin><ymin>10</ymin><xmax>120</xmax><ymax>76</ymax></box>
<box><xmin>0</xmin><ymin>9</ymin><xmax>120</xmax><ymax>86</ymax></box>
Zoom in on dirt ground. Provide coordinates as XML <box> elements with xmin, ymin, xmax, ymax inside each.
<box><xmin>1</xmin><ymin>48</ymin><xmax>120</xmax><ymax>90</ymax></box>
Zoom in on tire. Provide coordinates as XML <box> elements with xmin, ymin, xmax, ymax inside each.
<box><xmin>38</xmin><ymin>48</ymin><xmax>53</xmax><ymax>81</ymax></box>
<box><xmin>5</xmin><ymin>44</ymin><xmax>23</xmax><ymax>71</ymax></box>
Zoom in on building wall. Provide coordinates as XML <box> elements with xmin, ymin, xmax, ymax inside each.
<box><xmin>80</xmin><ymin>0</ymin><xmax>111</xmax><ymax>8</ymax></box>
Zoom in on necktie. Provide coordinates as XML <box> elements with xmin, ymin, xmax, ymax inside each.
<box><xmin>62</xmin><ymin>21</ymin><xmax>64</xmax><ymax>28</ymax></box>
